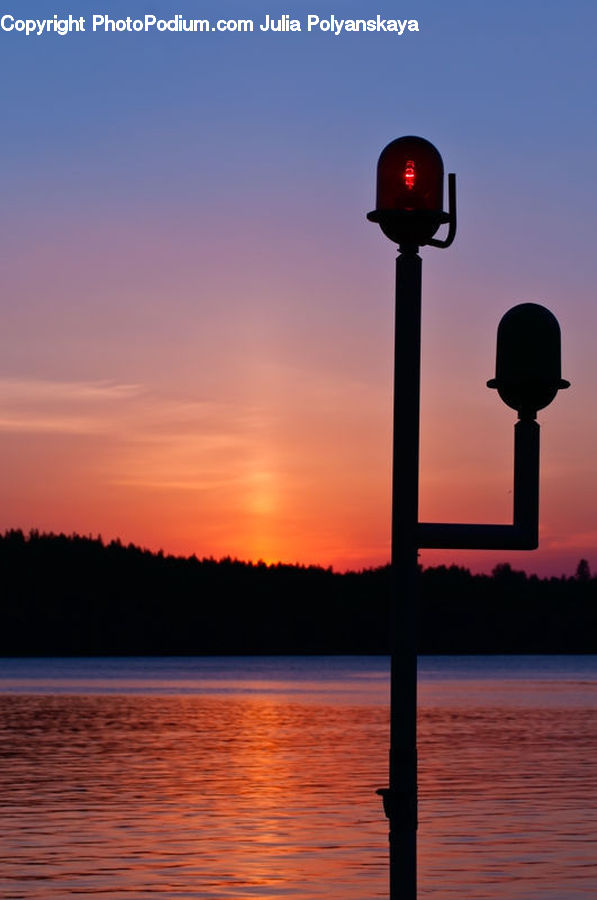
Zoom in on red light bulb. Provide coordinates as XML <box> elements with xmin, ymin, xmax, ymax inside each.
<box><xmin>404</xmin><ymin>160</ymin><xmax>416</xmax><ymax>190</ymax></box>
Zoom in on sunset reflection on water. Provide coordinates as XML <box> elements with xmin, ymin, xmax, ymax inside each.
<box><xmin>0</xmin><ymin>656</ymin><xmax>596</xmax><ymax>899</ymax></box>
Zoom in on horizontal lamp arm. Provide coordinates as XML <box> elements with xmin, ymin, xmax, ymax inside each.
<box><xmin>417</xmin><ymin>522</ymin><xmax>536</xmax><ymax>550</ymax></box>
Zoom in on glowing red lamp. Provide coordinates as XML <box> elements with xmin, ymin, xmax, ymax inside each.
<box><xmin>367</xmin><ymin>136</ymin><xmax>456</xmax><ymax>248</ymax></box>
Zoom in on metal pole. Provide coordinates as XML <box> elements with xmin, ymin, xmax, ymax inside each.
<box><xmin>379</xmin><ymin>246</ymin><xmax>422</xmax><ymax>900</ymax></box>
<box><xmin>513</xmin><ymin>417</ymin><xmax>540</xmax><ymax>546</ymax></box>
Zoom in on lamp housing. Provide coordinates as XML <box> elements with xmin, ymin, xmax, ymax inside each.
<box><xmin>367</xmin><ymin>136</ymin><xmax>455</xmax><ymax>247</ymax></box>
<box><xmin>488</xmin><ymin>303</ymin><xmax>570</xmax><ymax>418</ymax></box>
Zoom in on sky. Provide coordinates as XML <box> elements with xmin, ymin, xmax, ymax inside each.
<box><xmin>0</xmin><ymin>0</ymin><xmax>596</xmax><ymax>576</ymax></box>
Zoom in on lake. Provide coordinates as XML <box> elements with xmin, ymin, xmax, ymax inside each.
<box><xmin>1</xmin><ymin>655</ymin><xmax>596</xmax><ymax>899</ymax></box>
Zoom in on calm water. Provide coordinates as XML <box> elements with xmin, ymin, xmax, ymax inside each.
<box><xmin>1</xmin><ymin>655</ymin><xmax>596</xmax><ymax>899</ymax></box>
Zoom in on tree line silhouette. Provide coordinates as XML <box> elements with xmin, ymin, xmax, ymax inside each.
<box><xmin>0</xmin><ymin>529</ymin><xmax>595</xmax><ymax>655</ymax></box>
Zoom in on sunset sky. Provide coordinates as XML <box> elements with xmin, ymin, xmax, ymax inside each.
<box><xmin>1</xmin><ymin>0</ymin><xmax>596</xmax><ymax>576</ymax></box>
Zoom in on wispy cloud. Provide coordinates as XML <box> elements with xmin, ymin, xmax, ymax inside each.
<box><xmin>0</xmin><ymin>378</ymin><xmax>141</xmax><ymax>403</ymax></box>
<box><xmin>0</xmin><ymin>376</ymin><xmax>274</xmax><ymax>494</ymax></box>
<box><xmin>0</xmin><ymin>377</ymin><xmax>143</xmax><ymax>434</ymax></box>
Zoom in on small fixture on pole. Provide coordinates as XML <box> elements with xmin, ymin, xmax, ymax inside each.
<box><xmin>487</xmin><ymin>302</ymin><xmax>570</xmax><ymax>419</ymax></box>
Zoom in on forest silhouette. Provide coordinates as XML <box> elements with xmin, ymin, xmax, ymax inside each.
<box><xmin>0</xmin><ymin>529</ymin><xmax>595</xmax><ymax>655</ymax></box>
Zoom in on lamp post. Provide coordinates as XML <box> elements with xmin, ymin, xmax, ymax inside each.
<box><xmin>367</xmin><ymin>136</ymin><xmax>569</xmax><ymax>900</ymax></box>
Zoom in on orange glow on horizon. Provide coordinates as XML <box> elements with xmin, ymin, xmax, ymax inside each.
<box><xmin>0</xmin><ymin>373</ymin><xmax>587</xmax><ymax>578</ymax></box>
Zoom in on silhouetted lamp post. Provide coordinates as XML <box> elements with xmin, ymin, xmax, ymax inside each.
<box><xmin>367</xmin><ymin>136</ymin><xmax>569</xmax><ymax>900</ymax></box>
